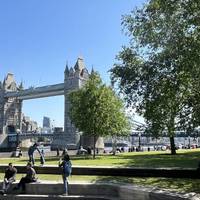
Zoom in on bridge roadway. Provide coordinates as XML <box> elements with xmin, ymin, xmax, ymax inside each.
<box><xmin>8</xmin><ymin>132</ymin><xmax>54</xmax><ymax>140</ymax></box>
<box><xmin>4</xmin><ymin>83</ymin><xmax>65</xmax><ymax>100</ymax></box>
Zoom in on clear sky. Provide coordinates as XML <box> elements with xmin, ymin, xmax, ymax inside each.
<box><xmin>0</xmin><ymin>0</ymin><xmax>146</xmax><ymax>128</ymax></box>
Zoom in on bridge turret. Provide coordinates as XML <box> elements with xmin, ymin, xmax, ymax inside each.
<box><xmin>0</xmin><ymin>73</ymin><xmax>23</xmax><ymax>149</ymax></box>
<box><xmin>91</xmin><ymin>66</ymin><xmax>95</xmax><ymax>75</ymax></box>
<box><xmin>64</xmin><ymin>62</ymin><xmax>69</xmax><ymax>77</ymax></box>
<box><xmin>74</xmin><ymin>56</ymin><xmax>85</xmax><ymax>72</ymax></box>
<box><xmin>0</xmin><ymin>81</ymin><xmax>3</xmax><ymax>90</ymax></box>
<box><xmin>3</xmin><ymin>73</ymin><xmax>17</xmax><ymax>91</ymax></box>
<box><xmin>18</xmin><ymin>81</ymin><xmax>24</xmax><ymax>90</ymax></box>
<box><xmin>69</xmin><ymin>67</ymin><xmax>74</xmax><ymax>77</ymax></box>
<box><xmin>81</xmin><ymin>68</ymin><xmax>89</xmax><ymax>79</ymax></box>
<box><xmin>62</xmin><ymin>57</ymin><xmax>90</xmax><ymax>150</ymax></box>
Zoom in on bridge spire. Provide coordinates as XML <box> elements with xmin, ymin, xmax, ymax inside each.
<box><xmin>18</xmin><ymin>81</ymin><xmax>23</xmax><ymax>90</ymax></box>
<box><xmin>69</xmin><ymin>67</ymin><xmax>74</xmax><ymax>76</ymax></box>
<box><xmin>64</xmin><ymin>61</ymin><xmax>69</xmax><ymax>76</ymax></box>
<box><xmin>0</xmin><ymin>81</ymin><xmax>2</xmax><ymax>89</ymax></box>
<box><xmin>74</xmin><ymin>56</ymin><xmax>85</xmax><ymax>72</ymax></box>
<box><xmin>91</xmin><ymin>65</ymin><xmax>95</xmax><ymax>74</ymax></box>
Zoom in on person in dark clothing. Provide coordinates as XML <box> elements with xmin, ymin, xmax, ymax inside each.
<box><xmin>14</xmin><ymin>162</ymin><xmax>37</xmax><ymax>193</ymax></box>
<box><xmin>62</xmin><ymin>148</ymin><xmax>68</xmax><ymax>156</ymax></box>
<box><xmin>28</xmin><ymin>143</ymin><xmax>42</xmax><ymax>166</ymax></box>
<box><xmin>87</xmin><ymin>147</ymin><xmax>91</xmax><ymax>155</ymax></box>
<box><xmin>40</xmin><ymin>149</ymin><xmax>45</xmax><ymax>166</ymax></box>
<box><xmin>59</xmin><ymin>154</ymin><xmax>72</xmax><ymax>196</ymax></box>
<box><xmin>0</xmin><ymin>163</ymin><xmax>17</xmax><ymax>195</ymax></box>
<box><xmin>56</xmin><ymin>147</ymin><xmax>60</xmax><ymax>157</ymax></box>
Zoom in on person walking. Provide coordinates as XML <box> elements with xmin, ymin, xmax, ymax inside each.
<box><xmin>28</xmin><ymin>143</ymin><xmax>43</xmax><ymax>166</ymax></box>
<box><xmin>40</xmin><ymin>149</ymin><xmax>45</xmax><ymax>166</ymax></box>
<box><xmin>13</xmin><ymin>162</ymin><xmax>37</xmax><ymax>193</ymax></box>
<box><xmin>0</xmin><ymin>163</ymin><xmax>17</xmax><ymax>195</ymax></box>
<box><xmin>56</xmin><ymin>147</ymin><xmax>60</xmax><ymax>157</ymax></box>
<box><xmin>58</xmin><ymin>154</ymin><xmax>72</xmax><ymax>196</ymax></box>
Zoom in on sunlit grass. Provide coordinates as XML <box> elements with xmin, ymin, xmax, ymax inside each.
<box><xmin>0</xmin><ymin>149</ymin><xmax>200</xmax><ymax>193</ymax></box>
<box><xmin>0</xmin><ymin>148</ymin><xmax>199</xmax><ymax>168</ymax></box>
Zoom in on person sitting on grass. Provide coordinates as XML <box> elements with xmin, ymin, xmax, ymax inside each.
<box><xmin>0</xmin><ymin>163</ymin><xmax>17</xmax><ymax>195</ymax></box>
<box><xmin>13</xmin><ymin>162</ymin><xmax>37</xmax><ymax>193</ymax></box>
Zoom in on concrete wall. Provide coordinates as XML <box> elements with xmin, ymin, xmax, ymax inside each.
<box><xmin>0</xmin><ymin>182</ymin><xmax>198</xmax><ymax>200</ymax></box>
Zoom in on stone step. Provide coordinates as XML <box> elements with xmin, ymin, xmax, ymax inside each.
<box><xmin>0</xmin><ymin>182</ymin><xmax>197</xmax><ymax>200</ymax></box>
<box><xmin>4</xmin><ymin>182</ymin><xmax>119</xmax><ymax>197</ymax></box>
<box><xmin>1</xmin><ymin>194</ymin><xmax>116</xmax><ymax>200</ymax></box>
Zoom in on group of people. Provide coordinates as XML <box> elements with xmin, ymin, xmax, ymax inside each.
<box><xmin>0</xmin><ymin>162</ymin><xmax>36</xmax><ymax>195</ymax></box>
<box><xmin>0</xmin><ymin>144</ymin><xmax>72</xmax><ymax>196</ymax></box>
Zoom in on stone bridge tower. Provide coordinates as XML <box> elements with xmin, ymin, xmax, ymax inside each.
<box><xmin>64</xmin><ymin>57</ymin><xmax>89</xmax><ymax>149</ymax></box>
<box><xmin>64</xmin><ymin>57</ymin><xmax>89</xmax><ymax>148</ymax></box>
<box><xmin>52</xmin><ymin>57</ymin><xmax>89</xmax><ymax>149</ymax></box>
<box><xmin>0</xmin><ymin>73</ymin><xmax>22</xmax><ymax>148</ymax></box>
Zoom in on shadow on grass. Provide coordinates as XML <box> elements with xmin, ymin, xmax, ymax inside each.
<box><xmin>93</xmin><ymin>176</ymin><xmax>200</xmax><ymax>193</ymax></box>
<box><xmin>113</xmin><ymin>151</ymin><xmax>200</xmax><ymax>168</ymax></box>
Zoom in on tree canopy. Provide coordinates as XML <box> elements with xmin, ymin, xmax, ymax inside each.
<box><xmin>110</xmin><ymin>0</ymin><xmax>200</xmax><ymax>154</ymax></box>
<box><xmin>68</xmin><ymin>72</ymin><xmax>130</xmax><ymax>158</ymax></box>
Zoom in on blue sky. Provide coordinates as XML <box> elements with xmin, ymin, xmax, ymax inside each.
<box><xmin>0</xmin><ymin>0</ymin><xmax>146</xmax><ymax>127</ymax></box>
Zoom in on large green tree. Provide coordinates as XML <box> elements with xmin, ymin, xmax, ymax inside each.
<box><xmin>110</xmin><ymin>0</ymin><xmax>200</xmax><ymax>154</ymax></box>
<box><xmin>68</xmin><ymin>72</ymin><xmax>130</xmax><ymax>158</ymax></box>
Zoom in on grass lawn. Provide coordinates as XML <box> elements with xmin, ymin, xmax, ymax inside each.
<box><xmin>0</xmin><ymin>148</ymin><xmax>199</xmax><ymax>168</ymax></box>
<box><xmin>0</xmin><ymin>149</ymin><xmax>200</xmax><ymax>193</ymax></box>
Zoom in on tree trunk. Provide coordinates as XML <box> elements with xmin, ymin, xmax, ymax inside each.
<box><xmin>112</xmin><ymin>137</ymin><xmax>117</xmax><ymax>155</ymax></box>
<box><xmin>93</xmin><ymin>135</ymin><xmax>96</xmax><ymax>159</ymax></box>
<box><xmin>170</xmin><ymin>136</ymin><xmax>176</xmax><ymax>155</ymax></box>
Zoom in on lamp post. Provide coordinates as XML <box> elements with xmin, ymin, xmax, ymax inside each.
<box><xmin>138</xmin><ymin>133</ymin><xmax>141</xmax><ymax>151</ymax></box>
<box><xmin>184</xmin><ymin>137</ymin><xmax>186</xmax><ymax>149</ymax></box>
<box><xmin>16</xmin><ymin>119</ymin><xmax>20</xmax><ymax>147</ymax></box>
<box><xmin>188</xmin><ymin>136</ymin><xmax>191</xmax><ymax>149</ymax></box>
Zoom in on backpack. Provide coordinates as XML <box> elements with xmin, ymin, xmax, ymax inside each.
<box><xmin>63</xmin><ymin>161</ymin><xmax>72</xmax><ymax>177</ymax></box>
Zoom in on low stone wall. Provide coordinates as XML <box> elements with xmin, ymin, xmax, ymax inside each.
<box><xmin>0</xmin><ymin>165</ymin><xmax>200</xmax><ymax>179</ymax></box>
<box><xmin>0</xmin><ymin>182</ymin><xmax>199</xmax><ymax>200</ymax></box>
<box><xmin>0</xmin><ymin>165</ymin><xmax>200</xmax><ymax>199</ymax></box>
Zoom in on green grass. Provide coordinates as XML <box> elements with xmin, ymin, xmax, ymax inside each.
<box><xmin>0</xmin><ymin>149</ymin><xmax>200</xmax><ymax>193</ymax></box>
<box><xmin>0</xmin><ymin>173</ymin><xmax>200</xmax><ymax>193</ymax></box>
<box><xmin>1</xmin><ymin>149</ymin><xmax>200</xmax><ymax>168</ymax></box>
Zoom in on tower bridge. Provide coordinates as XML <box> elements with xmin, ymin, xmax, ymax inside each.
<box><xmin>0</xmin><ymin>57</ymin><xmax>102</xmax><ymax>150</ymax></box>
<box><xmin>8</xmin><ymin>132</ymin><xmax>54</xmax><ymax>143</ymax></box>
<box><xmin>4</xmin><ymin>83</ymin><xmax>65</xmax><ymax>100</ymax></box>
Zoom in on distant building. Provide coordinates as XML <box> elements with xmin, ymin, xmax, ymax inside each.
<box><xmin>21</xmin><ymin>114</ymin><xmax>38</xmax><ymax>133</ymax></box>
<box><xmin>42</xmin><ymin>116</ymin><xmax>52</xmax><ymax>134</ymax></box>
<box><xmin>54</xmin><ymin>127</ymin><xmax>63</xmax><ymax>133</ymax></box>
<box><xmin>43</xmin><ymin>116</ymin><xmax>52</xmax><ymax>128</ymax></box>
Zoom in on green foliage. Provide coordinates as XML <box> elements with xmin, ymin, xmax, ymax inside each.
<box><xmin>68</xmin><ymin>72</ymin><xmax>130</xmax><ymax>157</ymax></box>
<box><xmin>110</xmin><ymin>0</ymin><xmax>200</xmax><ymax>154</ymax></box>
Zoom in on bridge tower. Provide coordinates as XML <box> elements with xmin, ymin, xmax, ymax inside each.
<box><xmin>0</xmin><ymin>73</ymin><xmax>23</xmax><ymax>148</ymax></box>
<box><xmin>64</xmin><ymin>57</ymin><xmax>89</xmax><ymax>149</ymax></box>
<box><xmin>51</xmin><ymin>57</ymin><xmax>89</xmax><ymax>149</ymax></box>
